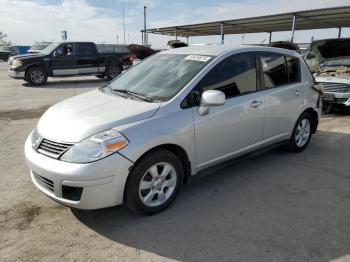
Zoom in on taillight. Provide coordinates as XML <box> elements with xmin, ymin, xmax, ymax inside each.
<box><xmin>129</xmin><ymin>55</ymin><xmax>136</xmax><ymax>62</ymax></box>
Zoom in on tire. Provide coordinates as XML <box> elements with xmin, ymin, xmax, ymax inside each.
<box><xmin>286</xmin><ymin>112</ymin><xmax>313</xmax><ymax>153</ymax></box>
<box><xmin>26</xmin><ymin>67</ymin><xmax>47</xmax><ymax>86</ymax></box>
<box><xmin>105</xmin><ymin>64</ymin><xmax>121</xmax><ymax>81</ymax></box>
<box><xmin>125</xmin><ymin>150</ymin><xmax>184</xmax><ymax>215</ymax></box>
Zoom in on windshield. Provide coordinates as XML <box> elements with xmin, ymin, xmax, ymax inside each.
<box><xmin>39</xmin><ymin>43</ymin><xmax>59</xmax><ymax>55</ymax></box>
<box><xmin>108</xmin><ymin>53</ymin><xmax>212</xmax><ymax>101</ymax></box>
<box><xmin>30</xmin><ymin>44</ymin><xmax>49</xmax><ymax>51</ymax></box>
<box><xmin>323</xmin><ymin>58</ymin><xmax>350</xmax><ymax>67</ymax></box>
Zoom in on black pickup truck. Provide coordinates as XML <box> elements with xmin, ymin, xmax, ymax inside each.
<box><xmin>8</xmin><ymin>42</ymin><xmax>132</xmax><ymax>86</ymax></box>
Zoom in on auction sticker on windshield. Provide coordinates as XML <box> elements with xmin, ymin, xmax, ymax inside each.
<box><xmin>185</xmin><ymin>55</ymin><xmax>211</xmax><ymax>62</ymax></box>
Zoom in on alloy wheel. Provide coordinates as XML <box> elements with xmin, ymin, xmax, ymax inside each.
<box><xmin>295</xmin><ymin>118</ymin><xmax>311</xmax><ymax>147</ymax></box>
<box><xmin>108</xmin><ymin>66</ymin><xmax>119</xmax><ymax>78</ymax></box>
<box><xmin>30</xmin><ymin>70</ymin><xmax>44</xmax><ymax>84</ymax></box>
<box><xmin>138</xmin><ymin>162</ymin><xmax>177</xmax><ymax>207</ymax></box>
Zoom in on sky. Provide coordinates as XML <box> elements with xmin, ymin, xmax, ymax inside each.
<box><xmin>0</xmin><ymin>0</ymin><xmax>350</xmax><ymax>48</ymax></box>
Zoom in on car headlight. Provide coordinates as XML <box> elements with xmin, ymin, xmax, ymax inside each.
<box><xmin>60</xmin><ymin>129</ymin><xmax>129</xmax><ymax>163</ymax></box>
<box><xmin>12</xmin><ymin>59</ymin><xmax>22</xmax><ymax>67</ymax></box>
<box><xmin>31</xmin><ymin>128</ymin><xmax>42</xmax><ymax>149</ymax></box>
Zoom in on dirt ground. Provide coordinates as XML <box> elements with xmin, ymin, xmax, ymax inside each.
<box><xmin>1</xmin><ymin>62</ymin><xmax>350</xmax><ymax>262</ymax></box>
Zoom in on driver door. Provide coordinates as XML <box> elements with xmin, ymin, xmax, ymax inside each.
<box><xmin>192</xmin><ymin>52</ymin><xmax>266</xmax><ymax>171</ymax></box>
<box><xmin>51</xmin><ymin>43</ymin><xmax>78</xmax><ymax>76</ymax></box>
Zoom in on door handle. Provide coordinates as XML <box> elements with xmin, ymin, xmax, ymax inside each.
<box><xmin>294</xmin><ymin>91</ymin><xmax>301</xmax><ymax>96</ymax></box>
<box><xmin>250</xmin><ymin>100</ymin><xmax>262</xmax><ymax>108</ymax></box>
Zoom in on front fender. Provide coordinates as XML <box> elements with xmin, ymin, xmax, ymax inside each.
<box><xmin>117</xmin><ymin>107</ymin><xmax>196</xmax><ymax>175</ymax></box>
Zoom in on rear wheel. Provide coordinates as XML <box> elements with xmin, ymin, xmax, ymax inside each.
<box><xmin>26</xmin><ymin>67</ymin><xmax>47</xmax><ymax>86</ymax></box>
<box><xmin>105</xmin><ymin>64</ymin><xmax>121</xmax><ymax>81</ymax></box>
<box><xmin>125</xmin><ymin>150</ymin><xmax>183</xmax><ymax>215</ymax></box>
<box><xmin>287</xmin><ymin>112</ymin><xmax>313</xmax><ymax>153</ymax></box>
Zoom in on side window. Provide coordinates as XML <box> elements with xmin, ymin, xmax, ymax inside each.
<box><xmin>259</xmin><ymin>53</ymin><xmax>288</xmax><ymax>88</ymax></box>
<box><xmin>56</xmin><ymin>43</ymin><xmax>74</xmax><ymax>56</ymax></box>
<box><xmin>285</xmin><ymin>56</ymin><xmax>301</xmax><ymax>83</ymax></box>
<box><xmin>197</xmin><ymin>52</ymin><xmax>257</xmax><ymax>98</ymax></box>
<box><xmin>77</xmin><ymin>43</ymin><xmax>96</xmax><ymax>57</ymax></box>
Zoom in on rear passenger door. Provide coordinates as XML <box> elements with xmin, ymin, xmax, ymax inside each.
<box><xmin>192</xmin><ymin>52</ymin><xmax>266</xmax><ymax>170</ymax></box>
<box><xmin>257</xmin><ymin>52</ymin><xmax>303</xmax><ymax>143</ymax></box>
<box><xmin>76</xmin><ymin>43</ymin><xmax>99</xmax><ymax>75</ymax></box>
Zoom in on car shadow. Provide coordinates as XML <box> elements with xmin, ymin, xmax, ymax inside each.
<box><xmin>72</xmin><ymin>131</ymin><xmax>350</xmax><ymax>261</ymax></box>
<box><xmin>22</xmin><ymin>78</ymin><xmax>107</xmax><ymax>89</ymax></box>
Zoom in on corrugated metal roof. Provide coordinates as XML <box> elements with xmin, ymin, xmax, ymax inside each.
<box><xmin>144</xmin><ymin>6</ymin><xmax>350</xmax><ymax>37</ymax></box>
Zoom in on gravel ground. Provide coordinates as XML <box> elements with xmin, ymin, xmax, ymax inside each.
<box><xmin>1</xmin><ymin>62</ymin><xmax>350</xmax><ymax>262</ymax></box>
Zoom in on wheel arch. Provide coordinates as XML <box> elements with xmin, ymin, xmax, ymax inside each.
<box><xmin>124</xmin><ymin>143</ymin><xmax>192</xmax><ymax>197</ymax></box>
<box><xmin>25</xmin><ymin>64</ymin><xmax>49</xmax><ymax>78</ymax></box>
<box><xmin>302</xmin><ymin>108</ymin><xmax>319</xmax><ymax>133</ymax></box>
<box><xmin>105</xmin><ymin>59</ymin><xmax>123</xmax><ymax>70</ymax></box>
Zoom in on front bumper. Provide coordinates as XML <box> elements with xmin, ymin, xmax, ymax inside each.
<box><xmin>8</xmin><ymin>68</ymin><xmax>25</xmax><ymax>79</ymax></box>
<box><xmin>24</xmin><ymin>135</ymin><xmax>133</xmax><ymax>209</ymax></box>
<box><xmin>323</xmin><ymin>92</ymin><xmax>350</xmax><ymax>106</ymax></box>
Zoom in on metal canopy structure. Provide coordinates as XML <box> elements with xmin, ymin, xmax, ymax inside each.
<box><xmin>143</xmin><ymin>6</ymin><xmax>350</xmax><ymax>43</ymax></box>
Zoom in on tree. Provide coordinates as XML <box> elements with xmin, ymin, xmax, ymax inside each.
<box><xmin>0</xmin><ymin>31</ymin><xmax>11</xmax><ymax>45</ymax></box>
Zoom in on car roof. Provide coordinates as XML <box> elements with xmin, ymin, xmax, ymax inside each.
<box><xmin>162</xmin><ymin>44</ymin><xmax>300</xmax><ymax>57</ymax></box>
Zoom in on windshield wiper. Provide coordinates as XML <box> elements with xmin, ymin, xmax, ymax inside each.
<box><xmin>104</xmin><ymin>85</ymin><xmax>154</xmax><ymax>102</ymax></box>
<box><xmin>126</xmin><ymin>90</ymin><xmax>154</xmax><ymax>102</ymax></box>
<box><xmin>105</xmin><ymin>86</ymin><xmax>129</xmax><ymax>98</ymax></box>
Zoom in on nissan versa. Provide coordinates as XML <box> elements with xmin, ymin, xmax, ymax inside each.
<box><xmin>25</xmin><ymin>45</ymin><xmax>322</xmax><ymax>214</ymax></box>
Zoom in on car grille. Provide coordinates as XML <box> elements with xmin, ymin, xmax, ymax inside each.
<box><xmin>33</xmin><ymin>172</ymin><xmax>54</xmax><ymax>192</ymax></box>
<box><xmin>319</xmin><ymin>82</ymin><xmax>350</xmax><ymax>93</ymax></box>
<box><xmin>37</xmin><ymin>139</ymin><xmax>72</xmax><ymax>159</ymax></box>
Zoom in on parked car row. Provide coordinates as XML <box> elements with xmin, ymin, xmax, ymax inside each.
<box><xmin>0</xmin><ymin>45</ymin><xmax>19</xmax><ymax>61</ymax></box>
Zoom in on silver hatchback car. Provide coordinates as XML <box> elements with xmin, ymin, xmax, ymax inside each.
<box><xmin>25</xmin><ymin>45</ymin><xmax>322</xmax><ymax>214</ymax></box>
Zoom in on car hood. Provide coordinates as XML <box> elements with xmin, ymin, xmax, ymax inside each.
<box><xmin>311</xmin><ymin>38</ymin><xmax>350</xmax><ymax>63</ymax></box>
<box><xmin>37</xmin><ymin>89</ymin><xmax>161</xmax><ymax>143</ymax></box>
<box><xmin>11</xmin><ymin>53</ymin><xmax>45</xmax><ymax>60</ymax></box>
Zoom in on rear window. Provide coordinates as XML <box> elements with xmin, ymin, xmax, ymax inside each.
<box><xmin>259</xmin><ymin>53</ymin><xmax>300</xmax><ymax>89</ymax></box>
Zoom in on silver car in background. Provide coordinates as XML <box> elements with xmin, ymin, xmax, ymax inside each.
<box><xmin>25</xmin><ymin>45</ymin><xmax>321</xmax><ymax>214</ymax></box>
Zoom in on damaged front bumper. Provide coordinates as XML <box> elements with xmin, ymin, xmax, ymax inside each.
<box><xmin>318</xmin><ymin>82</ymin><xmax>350</xmax><ymax>106</ymax></box>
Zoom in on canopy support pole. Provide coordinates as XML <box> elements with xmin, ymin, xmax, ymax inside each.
<box><xmin>291</xmin><ymin>15</ymin><xmax>296</xmax><ymax>43</ymax></box>
<box><xmin>175</xmin><ymin>28</ymin><xmax>177</xmax><ymax>40</ymax></box>
<box><xmin>269</xmin><ymin>32</ymin><xmax>272</xmax><ymax>44</ymax></box>
<box><xmin>220</xmin><ymin>23</ymin><xmax>224</xmax><ymax>44</ymax></box>
<box><xmin>186</xmin><ymin>36</ymin><xmax>189</xmax><ymax>45</ymax></box>
<box><xmin>338</xmin><ymin>27</ymin><xmax>342</xmax><ymax>38</ymax></box>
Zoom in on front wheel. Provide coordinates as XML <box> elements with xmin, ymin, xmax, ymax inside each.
<box><xmin>105</xmin><ymin>64</ymin><xmax>121</xmax><ymax>81</ymax></box>
<box><xmin>287</xmin><ymin>112</ymin><xmax>313</xmax><ymax>153</ymax></box>
<box><xmin>125</xmin><ymin>150</ymin><xmax>184</xmax><ymax>215</ymax></box>
<box><xmin>26</xmin><ymin>67</ymin><xmax>47</xmax><ymax>86</ymax></box>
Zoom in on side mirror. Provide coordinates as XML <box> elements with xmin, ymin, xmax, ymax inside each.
<box><xmin>198</xmin><ymin>90</ymin><xmax>225</xmax><ymax>116</ymax></box>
